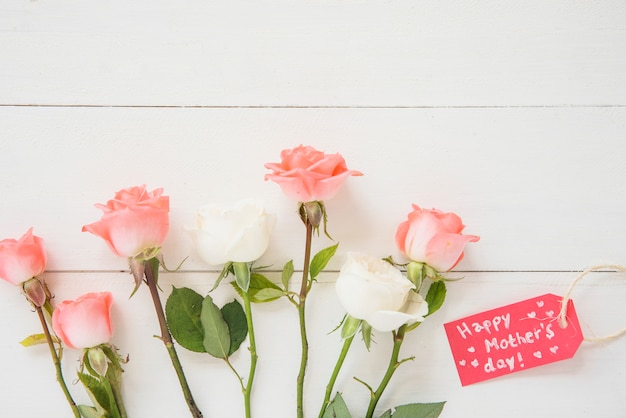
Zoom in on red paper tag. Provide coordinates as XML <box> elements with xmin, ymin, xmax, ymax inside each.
<box><xmin>444</xmin><ymin>293</ymin><xmax>583</xmax><ymax>386</ymax></box>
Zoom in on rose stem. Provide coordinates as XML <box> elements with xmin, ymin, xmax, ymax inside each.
<box><xmin>242</xmin><ymin>289</ymin><xmax>257</xmax><ymax>418</ymax></box>
<box><xmin>35</xmin><ymin>305</ymin><xmax>81</xmax><ymax>418</ymax></box>
<box><xmin>318</xmin><ymin>334</ymin><xmax>355</xmax><ymax>418</ymax></box>
<box><xmin>297</xmin><ymin>221</ymin><xmax>314</xmax><ymax>418</ymax></box>
<box><xmin>365</xmin><ymin>325</ymin><xmax>410</xmax><ymax>418</ymax></box>
<box><xmin>144</xmin><ymin>260</ymin><xmax>203</xmax><ymax>418</ymax></box>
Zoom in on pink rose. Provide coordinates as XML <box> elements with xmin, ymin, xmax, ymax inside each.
<box><xmin>52</xmin><ymin>292</ymin><xmax>114</xmax><ymax>349</ymax></box>
<box><xmin>0</xmin><ymin>228</ymin><xmax>47</xmax><ymax>285</ymax></box>
<box><xmin>82</xmin><ymin>185</ymin><xmax>170</xmax><ymax>259</ymax></box>
<box><xmin>395</xmin><ymin>204</ymin><xmax>479</xmax><ymax>272</ymax></box>
<box><xmin>264</xmin><ymin>145</ymin><xmax>362</xmax><ymax>202</ymax></box>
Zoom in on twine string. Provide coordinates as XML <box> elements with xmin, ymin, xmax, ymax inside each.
<box><xmin>558</xmin><ymin>264</ymin><xmax>626</xmax><ymax>343</ymax></box>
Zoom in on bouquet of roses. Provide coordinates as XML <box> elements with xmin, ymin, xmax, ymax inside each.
<box><xmin>0</xmin><ymin>145</ymin><xmax>478</xmax><ymax>418</ymax></box>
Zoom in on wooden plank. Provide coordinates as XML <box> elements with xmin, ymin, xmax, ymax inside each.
<box><xmin>1</xmin><ymin>1</ymin><xmax>625</xmax><ymax>106</ymax></box>
<box><xmin>1</xmin><ymin>106</ymin><xmax>624</xmax><ymax>272</ymax></box>
<box><xmin>0</xmin><ymin>271</ymin><xmax>624</xmax><ymax>417</ymax></box>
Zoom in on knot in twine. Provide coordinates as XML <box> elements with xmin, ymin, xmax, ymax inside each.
<box><xmin>558</xmin><ymin>264</ymin><xmax>626</xmax><ymax>343</ymax></box>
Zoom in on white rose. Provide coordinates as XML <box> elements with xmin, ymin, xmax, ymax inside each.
<box><xmin>189</xmin><ymin>199</ymin><xmax>275</xmax><ymax>265</ymax></box>
<box><xmin>335</xmin><ymin>252</ymin><xmax>429</xmax><ymax>332</ymax></box>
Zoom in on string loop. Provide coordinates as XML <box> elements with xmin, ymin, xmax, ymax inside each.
<box><xmin>558</xmin><ymin>264</ymin><xmax>626</xmax><ymax>343</ymax></box>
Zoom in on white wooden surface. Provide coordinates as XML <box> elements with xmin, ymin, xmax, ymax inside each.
<box><xmin>1</xmin><ymin>1</ymin><xmax>626</xmax><ymax>417</ymax></box>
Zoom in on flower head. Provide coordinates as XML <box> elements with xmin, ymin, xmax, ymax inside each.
<box><xmin>189</xmin><ymin>199</ymin><xmax>275</xmax><ymax>265</ymax></box>
<box><xmin>0</xmin><ymin>228</ymin><xmax>47</xmax><ymax>285</ymax></box>
<box><xmin>335</xmin><ymin>252</ymin><xmax>428</xmax><ymax>332</ymax></box>
<box><xmin>52</xmin><ymin>292</ymin><xmax>114</xmax><ymax>350</ymax></box>
<box><xmin>395</xmin><ymin>204</ymin><xmax>479</xmax><ymax>272</ymax></box>
<box><xmin>82</xmin><ymin>185</ymin><xmax>169</xmax><ymax>259</ymax></box>
<box><xmin>264</xmin><ymin>145</ymin><xmax>362</xmax><ymax>202</ymax></box>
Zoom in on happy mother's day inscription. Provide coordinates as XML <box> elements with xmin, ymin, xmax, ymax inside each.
<box><xmin>444</xmin><ymin>293</ymin><xmax>583</xmax><ymax>386</ymax></box>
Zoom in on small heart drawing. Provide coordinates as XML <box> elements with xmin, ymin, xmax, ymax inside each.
<box><xmin>550</xmin><ymin>346</ymin><xmax>559</xmax><ymax>354</ymax></box>
<box><xmin>545</xmin><ymin>310</ymin><xmax>555</xmax><ymax>317</ymax></box>
<box><xmin>533</xmin><ymin>351</ymin><xmax>542</xmax><ymax>359</ymax></box>
<box><xmin>459</xmin><ymin>360</ymin><xmax>467</xmax><ymax>366</ymax></box>
<box><xmin>471</xmin><ymin>359</ymin><xmax>479</xmax><ymax>368</ymax></box>
<box><xmin>467</xmin><ymin>346</ymin><xmax>476</xmax><ymax>353</ymax></box>
<box><xmin>536</xmin><ymin>301</ymin><xmax>545</xmax><ymax>307</ymax></box>
<box><xmin>527</xmin><ymin>311</ymin><xmax>537</xmax><ymax>318</ymax></box>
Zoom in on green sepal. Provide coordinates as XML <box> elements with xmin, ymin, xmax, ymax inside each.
<box><xmin>406</xmin><ymin>261</ymin><xmax>424</xmax><ymax>290</ymax></box>
<box><xmin>86</xmin><ymin>347</ymin><xmax>109</xmax><ymax>378</ymax></box>
<box><xmin>128</xmin><ymin>257</ymin><xmax>145</xmax><ymax>298</ymax></box>
<box><xmin>77</xmin><ymin>405</ymin><xmax>106</xmax><ymax>418</ymax></box>
<box><xmin>423</xmin><ymin>264</ymin><xmax>440</xmax><ymax>281</ymax></box>
<box><xmin>320</xmin><ymin>201</ymin><xmax>333</xmax><ymax>240</ymax></box>
<box><xmin>231</xmin><ymin>273</ymin><xmax>286</xmax><ymax>303</ymax></box>
<box><xmin>299</xmin><ymin>201</ymin><xmax>323</xmax><ymax>229</ymax></box>
<box><xmin>341</xmin><ymin>315</ymin><xmax>361</xmax><ymax>340</ymax></box>
<box><xmin>322</xmin><ymin>392</ymin><xmax>353</xmax><ymax>418</ymax></box>
<box><xmin>201</xmin><ymin>295</ymin><xmax>231</xmax><ymax>359</ymax></box>
<box><xmin>210</xmin><ymin>262</ymin><xmax>233</xmax><ymax>292</ymax></box>
<box><xmin>382</xmin><ymin>402</ymin><xmax>446</xmax><ymax>418</ymax></box>
<box><xmin>425</xmin><ymin>281</ymin><xmax>447</xmax><ymax>317</ymax></box>
<box><xmin>310</xmin><ymin>243</ymin><xmax>339</xmax><ymax>280</ymax></box>
<box><xmin>233</xmin><ymin>262</ymin><xmax>251</xmax><ymax>292</ymax></box>
<box><xmin>221</xmin><ymin>300</ymin><xmax>248</xmax><ymax>356</ymax></box>
<box><xmin>165</xmin><ymin>286</ymin><xmax>206</xmax><ymax>353</ymax></box>
<box><xmin>281</xmin><ymin>259</ymin><xmax>294</xmax><ymax>290</ymax></box>
<box><xmin>155</xmin><ymin>252</ymin><xmax>187</xmax><ymax>272</ymax></box>
<box><xmin>361</xmin><ymin>321</ymin><xmax>373</xmax><ymax>350</ymax></box>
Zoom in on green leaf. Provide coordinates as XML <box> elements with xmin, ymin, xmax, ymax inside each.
<box><xmin>19</xmin><ymin>333</ymin><xmax>48</xmax><ymax>347</ymax></box>
<box><xmin>322</xmin><ymin>392</ymin><xmax>353</xmax><ymax>418</ymax></box>
<box><xmin>253</xmin><ymin>288</ymin><xmax>286</xmax><ymax>302</ymax></box>
<box><xmin>221</xmin><ymin>300</ymin><xmax>248</xmax><ymax>356</ymax></box>
<box><xmin>165</xmin><ymin>287</ymin><xmax>206</xmax><ymax>353</ymax></box>
<box><xmin>341</xmin><ymin>315</ymin><xmax>361</xmax><ymax>339</ymax></box>
<box><xmin>425</xmin><ymin>281</ymin><xmax>447</xmax><ymax>317</ymax></box>
<box><xmin>378</xmin><ymin>410</ymin><xmax>392</xmax><ymax>418</ymax></box>
<box><xmin>78</xmin><ymin>372</ymin><xmax>121</xmax><ymax>418</ymax></box>
<box><xmin>232</xmin><ymin>273</ymin><xmax>285</xmax><ymax>303</ymax></box>
<box><xmin>233</xmin><ymin>262</ymin><xmax>251</xmax><ymax>292</ymax></box>
<box><xmin>390</xmin><ymin>402</ymin><xmax>446</xmax><ymax>418</ymax></box>
<box><xmin>310</xmin><ymin>243</ymin><xmax>339</xmax><ymax>280</ymax></box>
<box><xmin>281</xmin><ymin>260</ymin><xmax>294</xmax><ymax>290</ymax></box>
<box><xmin>201</xmin><ymin>295</ymin><xmax>231</xmax><ymax>359</ymax></box>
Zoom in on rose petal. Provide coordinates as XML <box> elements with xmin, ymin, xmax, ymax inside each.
<box><xmin>189</xmin><ymin>200</ymin><xmax>274</xmax><ymax>265</ymax></box>
<box><xmin>83</xmin><ymin>206</ymin><xmax>169</xmax><ymax>258</ymax></box>
<box><xmin>52</xmin><ymin>292</ymin><xmax>113</xmax><ymax>349</ymax></box>
<box><xmin>432</xmin><ymin>210</ymin><xmax>465</xmax><ymax>233</ymax></box>
<box><xmin>83</xmin><ymin>186</ymin><xmax>169</xmax><ymax>259</ymax></box>
<box><xmin>265</xmin><ymin>145</ymin><xmax>361</xmax><ymax>202</ymax></box>
<box><xmin>365</xmin><ymin>310</ymin><xmax>421</xmax><ymax>332</ymax></box>
<box><xmin>403</xmin><ymin>210</ymin><xmax>446</xmax><ymax>261</ymax></box>
<box><xmin>0</xmin><ymin>228</ymin><xmax>47</xmax><ymax>285</ymax></box>
<box><xmin>335</xmin><ymin>253</ymin><xmax>413</xmax><ymax>321</ymax></box>
<box><xmin>366</xmin><ymin>292</ymin><xmax>429</xmax><ymax>331</ymax></box>
<box><xmin>425</xmin><ymin>232</ymin><xmax>480</xmax><ymax>271</ymax></box>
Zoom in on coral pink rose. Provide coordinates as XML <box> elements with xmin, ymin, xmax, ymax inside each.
<box><xmin>52</xmin><ymin>292</ymin><xmax>114</xmax><ymax>349</ymax></box>
<box><xmin>395</xmin><ymin>204</ymin><xmax>479</xmax><ymax>272</ymax></box>
<box><xmin>82</xmin><ymin>185</ymin><xmax>169</xmax><ymax>259</ymax></box>
<box><xmin>264</xmin><ymin>145</ymin><xmax>362</xmax><ymax>202</ymax></box>
<box><xmin>0</xmin><ymin>228</ymin><xmax>47</xmax><ymax>285</ymax></box>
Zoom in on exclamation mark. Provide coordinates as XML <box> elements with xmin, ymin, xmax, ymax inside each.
<box><xmin>518</xmin><ymin>352</ymin><xmax>525</xmax><ymax>368</ymax></box>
